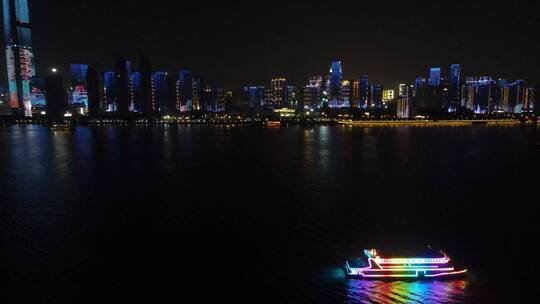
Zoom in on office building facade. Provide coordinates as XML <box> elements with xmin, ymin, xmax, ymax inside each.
<box><xmin>3</xmin><ymin>0</ymin><xmax>36</xmax><ymax>116</ymax></box>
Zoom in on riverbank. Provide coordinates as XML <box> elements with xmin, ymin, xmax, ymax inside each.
<box><xmin>1</xmin><ymin>117</ymin><xmax>535</xmax><ymax>127</ymax></box>
<box><xmin>337</xmin><ymin>119</ymin><xmax>523</xmax><ymax>127</ymax></box>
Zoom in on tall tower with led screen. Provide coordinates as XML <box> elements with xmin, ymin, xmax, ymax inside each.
<box><xmin>70</xmin><ymin>63</ymin><xmax>89</xmax><ymax>114</ymax></box>
<box><xmin>3</xmin><ymin>0</ymin><xmax>36</xmax><ymax>116</ymax></box>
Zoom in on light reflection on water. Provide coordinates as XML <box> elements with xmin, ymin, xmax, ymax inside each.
<box><xmin>346</xmin><ymin>279</ymin><xmax>469</xmax><ymax>303</ymax></box>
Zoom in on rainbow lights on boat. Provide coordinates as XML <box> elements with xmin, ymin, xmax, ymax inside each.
<box><xmin>346</xmin><ymin>249</ymin><xmax>468</xmax><ymax>279</ymax></box>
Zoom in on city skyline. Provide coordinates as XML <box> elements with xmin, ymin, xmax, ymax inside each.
<box><xmin>1</xmin><ymin>0</ymin><xmax>539</xmax><ymax>119</ymax></box>
<box><xmin>2</xmin><ymin>56</ymin><xmax>538</xmax><ymax>119</ymax></box>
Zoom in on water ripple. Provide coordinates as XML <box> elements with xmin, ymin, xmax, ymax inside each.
<box><xmin>346</xmin><ymin>279</ymin><xmax>469</xmax><ymax>303</ymax></box>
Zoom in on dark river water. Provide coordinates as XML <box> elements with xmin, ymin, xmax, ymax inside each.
<box><xmin>0</xmin><ymin>125</ymin><xmax>538</xmax><ymax>303</ymax></box>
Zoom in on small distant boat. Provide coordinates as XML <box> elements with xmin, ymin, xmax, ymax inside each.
<box><xmin>266</xmin><ymin>120</ymin><xmax>281</xmax><ymax>127</ymax></box>
<box><xmin>346</xmin><ymin>248</ymin><xmax>467</xmax><ymax>279</ymax></box>
<box><xmin>50</xmin><ymin>124</ymin><xmax>75</xmax><ymax>131</ymax></box>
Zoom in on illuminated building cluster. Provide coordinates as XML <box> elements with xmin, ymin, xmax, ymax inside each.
<box><xmin>240</xmin><ymin>62</ymin><xmax>536</xmax><ymax>119</ymax></box>
<box><xmin>405</xmin><ymin>66</ymin><xmax>536</xmax><ymax>118</ymax></box>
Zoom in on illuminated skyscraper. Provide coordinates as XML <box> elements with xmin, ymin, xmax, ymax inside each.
<box><xmin>524</xmin><ymin>87</ymin><xmax>535</xmax><ymax>112</ymax></box>
<box><xmin>461</xmin><ymin>77</ymin><xmax>497</xmax><ymax>114</ymax></box>
<box><xmin>3</xmin><ymin>0</ymin><xmax>36</xmax><ymax>116</ymax></box>
<box><xmin>114</xmin><ymin>58</ymin><xmax>131</xmax><ymax>114</ymax></box>
<box><xmin>103</xmin><ymin>71</ymin><xmax>116</xmax><ymax>112</ymax></box>
<box><xmin>328</xmin><ymin>60</ymin><xmax>343</xmax><ymax>104</ymax></box>
<box><xmin>429</xmin><ymin>67</ymin><xmax>441</xmax><ymax>86</ymax></box>
<box><xmin>507</xmin><ymin>80</ymin><xmax>525</xmax><ymax>113</ymax></box>
<box><xmin>244</xmin><ymin>86</ymin><xmax>265</xmax><ymax>108</ymax></box>
<box><xmin>359</xmin><ymin>75</ymin><xmax>369</xmax><ymax>108</ymax></box>
<box><xmin>370</xmin><ymin>85</ymin><xmax>383</xmax><ymax>108</ymax></box>
<box><xmin>151</xmin><ymin>72</ymin><xmax>168</xmax><ymax>114</ymax></box>
<box><xmin>397</xmin><ymin>84</ymin><xmax>411</xmax><ymax>118</ymax></box>
<box><xmin>303</xmin><ymin>76</ymin><xmax>324</xmax><ymax>110</ymax></box>
<box><xmin>382</xmin><ymin>90</ymin><xmax>395</xmax><ymax>102</ymax></box>
<box><xmin>449</xmin><ymin>64</ymin><xmax>461</xmax><ymax>111</ymax></box>
<box><xmin>178</xmin><ymin>69</ymin><xmax>192</xmax><ymax>111</ymax></box>
<box><xmin>352</xmin><ymin>80</ymin><xmax>360</xmax><ymax>107</ymax></box>
<box><xmin>192</xmin><ymin>76</ymin><xmax>203</xmax><ymax>111</ymax></box>
<box><xmin>287</xmin><ymin>85</ymin><xmax>299</xmax><ymax>108</ymax></box>
<box><xmin>202</xmin><ymin>83</ymin><xmax>217</xmax><ymax>112</ymax></box>
<box><xmin>268</xmin><ymin>78</ymin><xmax>287</xmax><ymax>108</ymax></box>
<box><xmin>397</xmin><ymin>97</ymin><xmax>409</xmax><ymax>119</ymax></box>
<box><xmin>70</xmin><ymin>63</ymin><xmax>89</xmax><ymax>113</ymax></box>
<box><xmin>130</xmin><ymin>72</ymin><xmax>141</xmax><ymax>112</ymax></box>
<box><xmin>398</xmin><ymin>84</ymin><xmax>408</xmax><ymax>98</ymax></box>
<box><xmin>29</xmin><ymin>76</ymin><xmax>45</xmax><ymax>112</ymax></box>
<box><xmin>474</xmin><ymin>77</ymin><xmax>496</xmax><ymax>114</ymax></box>
<box><xmin>340</xmin><ymin>80</ymin><xmax>352</xmax><ymax>108</ymax></box>
<box><xmin>166</xmin><ymin>75</ymin><xmax>180</xmax><ymax>115</ymax></box>
<box><xmin>216</xmin><ymin>88</ymin><xmax>226</xmax><ymax>112</ymax></box>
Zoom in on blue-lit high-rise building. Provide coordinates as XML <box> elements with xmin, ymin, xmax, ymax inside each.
<box><xmin>429</xmin><ymin>67</ymin><xmax>441</xmax><ymax>86</ymax></box>
<box><xmin>359</xmin><ymin>75</ymin><xmax>369</xmax><ymax>108</ymax></box>
<box><xmin>370</xmin><ymin>84</ymin><xmax>383</xmax><ymax>108</ymax></box>
<box><xmin>244</xmin><ymin>86</ymin><xmax>265</xmax><ymax>108</ymax></box>
<box><xmin>328</xmin><ymin>60</ymin><xmax>343</xmax><ymax>104</ymax></box>
<box><xmin>151</xmin><ymin>72</ymin><xmax>168</xmax><ymax>114</ymax></box>
<box><xmin>178</xmin><ymin>69</ymin><xmax>192</xmax><ymax>111</ymax></box>
<box><xmin>71</xmin><ymin>64</ymin><xmax>88</xmax><ymax>84</ymax></box>
<box><xmin>461</xmin><ymin>77</ymin><xmax>497</xmax><ymax>114</ymax></box>
<box><xmin>474</xmin><ymin>77</ymin><xmax>496</xmax><ymax>114</ymax></box>
<box><xmin>103</xmin><ymin>71</ymin><xmax>116</xmax><ymax>112</ymax></box>
<box><xmin>3</xmin><ymin>0</ymin><xmax>36</xmax><ymax>116</ymax></box>
<box><xmin>501</xmin><ymin>80</ymin><xmax>526</xmax><ymax>113</ymax></box>
<box><xmin>449</xmin><ymin>64</ymin><xmax>461</xmax><ymax>111</ymax></box>
<box><xmin>129</xmin><ymin>72</ymin><xmax>143</xmax><ymax>113</ymax></box>
<box><xmin>114</xmin><ymin>58</ymin><xmax>131</xmax><ymax>115</ymax></box>
<box><xmin>130</xmin><ymin>72</ymin><xmax>142</xmax><ymax>112</ymax></box>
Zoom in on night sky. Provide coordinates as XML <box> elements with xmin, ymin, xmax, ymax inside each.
<box><xmin>4</xmin><ymin>0</ymin><xmax>540</xmax><ymax>89</ymax></box>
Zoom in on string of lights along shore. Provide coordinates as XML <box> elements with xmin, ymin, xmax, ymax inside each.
<box><xmin>1</xmin><ymin>0</ymin><xmax>539</xmax><ymax>121</ymax></box>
